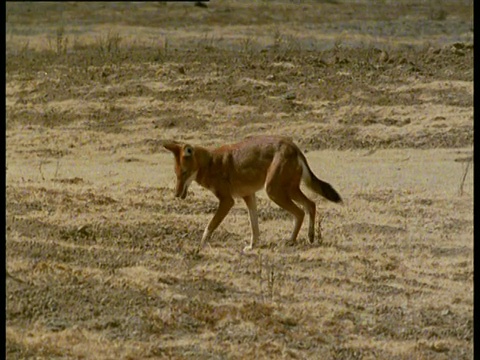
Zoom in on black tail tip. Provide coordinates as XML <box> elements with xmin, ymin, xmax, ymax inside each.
<box><xmin>324</xmin><ymin>184</ymin><xmax>343</xmax><ymax>204</ymax></box>
<box><xmin>330</xmin><ymin>193</ymin><xmax>343</xmax><ymax>204</ymax></box>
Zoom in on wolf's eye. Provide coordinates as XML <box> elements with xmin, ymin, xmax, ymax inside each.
<box><xmin>184</xmin><ymin>147</ymin><xmax>193</xmax><ymax>157</ymax></box>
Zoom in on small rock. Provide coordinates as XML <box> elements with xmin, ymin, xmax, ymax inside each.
<box><xmin>283</xmin><ymin>92</ymin><xmax>296</xmax><ymax>100</ymax></box>
<box><xmin>379</xmin><ymin>51</ymin><xmax>389</xmax><ymax>62</ymax></box>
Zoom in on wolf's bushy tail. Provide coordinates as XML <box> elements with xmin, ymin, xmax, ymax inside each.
<box><xmin>300</xmin><ymin>156</ymin><xmax>342</xmax><ymax>203</ymax></box>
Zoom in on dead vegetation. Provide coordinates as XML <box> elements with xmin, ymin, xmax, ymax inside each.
<box><xmin>6</xmin><ymin>1</ymin><xmax>473</xmax><ymax>359</ymax></box>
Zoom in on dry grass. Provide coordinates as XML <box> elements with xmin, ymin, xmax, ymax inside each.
<box><xmin>6</xmin><ymin>1</ymin><xmax>473</xmax><ymax>359</ymax></box>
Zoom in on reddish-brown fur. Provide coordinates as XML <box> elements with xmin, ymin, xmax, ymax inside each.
<box><xmin>164</xmin><ymin>136</ymin><xmax>342</xmax><ymax>252</ymax></box>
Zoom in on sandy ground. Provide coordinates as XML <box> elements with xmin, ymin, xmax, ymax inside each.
<box><xmin>6</xmin><ymin>1</ymin><xmax>473</xmax><ymax>359</ymax></box>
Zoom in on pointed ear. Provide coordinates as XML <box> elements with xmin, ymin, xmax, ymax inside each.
<box><xmin>163</xmin><ymin>141</ymin><xmax>181</xmax><ymax>157</ymax></box>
